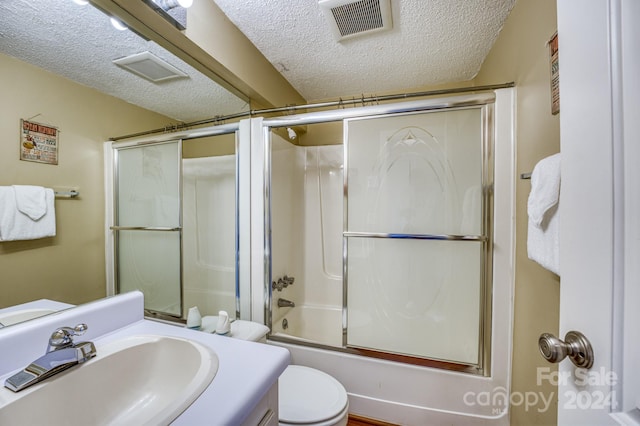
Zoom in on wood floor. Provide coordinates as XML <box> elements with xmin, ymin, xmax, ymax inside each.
<box><xmin>347</xmin><ymin>414</ymin><xmax>399</xmax><ymax>426</ymax></box>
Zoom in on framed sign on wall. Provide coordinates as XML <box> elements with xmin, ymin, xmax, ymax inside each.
<box><xmin>20</xmin><ymin>119</ymin><xmax>59</xmax><ymax>165</ymax></box>
<box><xmin>549</xmin><ymin>32</ymin><xmax>560</xmax><ymax>115</ymax></box>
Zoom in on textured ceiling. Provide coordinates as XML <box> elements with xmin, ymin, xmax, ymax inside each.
<box><xmin>0</xmin><ymin>0</ymin><xmax>515</xmax><ymax>123</ymax></box>
<box><xmin>0</xmin><ymin>0</ymin><xmax>248</xmax><ymax>123</ymax></box>
<box><xmin>212</xmin><ymin>0</ymin><xmax>516</xmax><ymax>101</ymax></box>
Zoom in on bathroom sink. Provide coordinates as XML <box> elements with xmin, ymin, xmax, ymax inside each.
<box><xmin>0</xmin><ymin>308</ymin><xmax>57</xmax><ymax>326</ymax></box>
<box><xmin>0</xmin><ymin>334</ymin><xmax>218</xmax><ymax>425</ymax></box>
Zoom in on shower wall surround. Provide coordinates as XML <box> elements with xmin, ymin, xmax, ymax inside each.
<box><xmin>270</xmin><ymin>141</ymin><xmax>343</xmax><ymax>346</ymax></box>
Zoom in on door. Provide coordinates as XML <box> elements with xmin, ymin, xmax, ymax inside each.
<box><xmin>344</xmin><ymin>107</ymin><xmax>490</xmax><ymax>370</ymax></box>
<box><xmin>112</xmin><ymin>140</ymin><xmax>183</xmax><ymax>317</ymax></box>
<box><xmin>556</xmin><ymin>0</ymin><xmax>640</xmax><ymax>424</ymax></box>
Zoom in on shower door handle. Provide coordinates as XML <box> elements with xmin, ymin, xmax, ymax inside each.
<box><xmin>538</xmin><ymin>331</ymin><xmax>594</xmax><ymax>369</ymax></box>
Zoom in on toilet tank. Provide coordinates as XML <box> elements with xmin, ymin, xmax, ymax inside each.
<box><xmin>231</xmin><ymin>320</ymin><xmax>270</xmax><ymax>342</ymax></box>
<box><xmin>200</xmin><ymin>317</ymin><xmax>270</xmax><ymax>342</ymax></box>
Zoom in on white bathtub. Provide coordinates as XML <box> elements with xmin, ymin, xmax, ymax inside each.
<box><xmin>270</xmin><ymin>305</ymin><xmax>342</xmax><ymax>348</ymax></box>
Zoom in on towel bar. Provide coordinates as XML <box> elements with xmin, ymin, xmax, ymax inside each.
<box><xmin>54</xmin><ymin>190</ymin><xmax>79</xmax><ymax>198</ymax></box>
<box><xmin>520</xmin><ymin>173</ymin><xmax>532</xmax><ymax>179</ymax></box>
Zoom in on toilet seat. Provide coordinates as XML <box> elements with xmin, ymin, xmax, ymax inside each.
<box><xmin>279</xmin><ymin>365</ymin><xmax>349</xmax><ymax>425</ymax></box>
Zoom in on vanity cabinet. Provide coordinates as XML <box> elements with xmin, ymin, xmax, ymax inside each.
<box><xmin>241</xmin><ymin>383</ymin><xmax>278</xmax><ymax>426</ymax></box>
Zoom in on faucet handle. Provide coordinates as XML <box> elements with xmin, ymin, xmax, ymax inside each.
<box><xmin>49</xmin><ymin>323</ymin><xmax>88</xmax><ymax>349</ymax></box>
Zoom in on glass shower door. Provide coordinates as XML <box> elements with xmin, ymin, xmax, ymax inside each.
<box><xmin>113</xmin><ymin>140</ymin><xmax>182</xmax><ymax>317</ymax></box>
<box><xmin>345</xmin><ymin>107</ymin><xmax>490</xmax><ymax>368</ymax></box>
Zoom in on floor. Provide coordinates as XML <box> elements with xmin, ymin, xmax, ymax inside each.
<box><xmin>348</xmin><ymin>414</ymin><xmax>399</xmax><ymax>426</ymax></box>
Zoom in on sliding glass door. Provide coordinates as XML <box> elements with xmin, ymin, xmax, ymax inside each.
<box><xmin>113</xmin><ymin>140</ymin><xmax>182</xmax><ymax>317</ymax></box>
<box><xmin>344</xmin><ymin>108</ymin><xmax>490</xmax><ymax>367</ymax></box>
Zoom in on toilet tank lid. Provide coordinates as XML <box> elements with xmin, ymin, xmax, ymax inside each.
<box><xmin>200</xmin><ymin>318</ymin><xmax>270</xmax><ymax>341</ymax></box>
<box><xmin>230</xmin><ymin>320</ymin><xmax>270</xmax><ymax>341</ymax></box>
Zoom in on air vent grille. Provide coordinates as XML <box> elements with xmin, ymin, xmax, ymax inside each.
<box><xmin>332</xmin><ymin>0</ymin><xmax>382</xmax><ymax>37</ymax></box>
<box><xmin>113</xmin><ymin>51</ymin><xmax>188</xmax><ymax>83</ymax></box>
<box><xmin>320</xmin><ymin>0</ymin><xmax>392</xmax><ymax>41</ymax></box>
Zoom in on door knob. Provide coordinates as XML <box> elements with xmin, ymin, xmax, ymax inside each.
<box><xmin>538</xmin><ymin>331</ymin><xmax>594</xmax><ymax>369</ymax></box>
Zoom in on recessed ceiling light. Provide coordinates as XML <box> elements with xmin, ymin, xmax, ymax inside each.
<box><xmin>151</xmin><ymin>0</ymin><xmax>193</xmax><ymax>10</ymax></box>
<box><xmin>110</xmin><ymin>17</ymin><xmax>128</xmax><ymax>31</ymax></box>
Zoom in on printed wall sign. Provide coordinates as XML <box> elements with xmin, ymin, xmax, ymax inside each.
<box><xmin>20</xmin><ymin>119</ymin><xmax>59</xmax><ymax>165</ymax></box>
<box><xmin>549</xmin><ymin>32</ymin><xmax>560</xmax><ymax>115</ymax></box>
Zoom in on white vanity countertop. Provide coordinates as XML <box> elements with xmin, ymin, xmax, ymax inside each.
<box><xmin>0</xmin><ymin>299</ymin><xmax>73</xmax><ymax>316</ymax></box>
<box><xmin>0</xmin><ymin>292</ymin><xmax>290</xmax><ymax>425</ymax></box>
<box><xmin>97</xmin><ymin>319</ymin><xmax>290</xmax><ymax>425</ymax></box>
<box><xmin>0</xmin><ymin>299</ymin><xmax>74</xmax><ymax>327</ymax></box>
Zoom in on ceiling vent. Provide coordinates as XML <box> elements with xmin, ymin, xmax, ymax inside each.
<box><xmin>113</xmin><ymin>51</ymin><xmax>188</xmax><ymax>83</ymax></box>
<box><xmin>319</xmin><ymin>0</ymin><xmax>392</xmax><ymax>41</ymax></box>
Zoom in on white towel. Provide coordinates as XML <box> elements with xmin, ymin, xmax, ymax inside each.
<box><xmin>527</xmin><ymin>153</ymin><xmax>561</xmax><ymax>275</ymax></box>
<box><xmin>13</xmin><ymin>185</ymin><xmax>47</xmax><ymax>220</ymax></box>
<box><xmin>0</xmin><ymin>186</ymin><xmax>56</xmax><ymax>241</ymax></box>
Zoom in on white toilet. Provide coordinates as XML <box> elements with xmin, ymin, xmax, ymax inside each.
<box><xmin>201</xmin><ymin>317</ymin><xmax>349</xmax><ymax>426</ymax></box>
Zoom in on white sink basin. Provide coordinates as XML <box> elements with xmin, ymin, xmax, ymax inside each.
<box><xmin>0</xmin><ymin>308</ymin><xmax>57</xmax><ymax>326</ymax></box>
<box><xmin>0</xmin><ymin>334</ymin><xmax>218</xmax><ymax>425</ymax></box>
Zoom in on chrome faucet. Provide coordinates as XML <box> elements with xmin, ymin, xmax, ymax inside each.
<box><xmin>282</xmin><ymin>275</ymin><xmax>295</xmax><ymax>287</ymax></box>
<box><xmin>4</xmin><ymin>323</ymin><xmax>97</xmax><ymax>392</ymax></box>
<box><xmin>277</xmin><ymin>298</ymin><xmax>295</xmax><ymax>308</ymax></box>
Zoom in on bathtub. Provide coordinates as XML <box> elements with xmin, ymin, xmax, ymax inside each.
<box><xmin>270</xmin><ymin>305</ymin><xmax>342</xmax><ymax>348</ymax></box>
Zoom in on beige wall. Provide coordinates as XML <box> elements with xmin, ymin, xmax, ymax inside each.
<box><xmin>183</xmin><ymin>133</ymin><xmax>236</xmax><ymax>158</ymax></box>
<box><xmin>0</xmin><ymin>53</ymin><xmax>171</xmax><ymax>308</ymax></box>
<box><xmin>474</xmin><ymin>0</ymin><xmax>560</xmax><ymax>425</ymax></box>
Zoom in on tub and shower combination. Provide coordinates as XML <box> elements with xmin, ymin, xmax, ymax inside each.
<box><xmin>261</xmin><ymin>91</ymin><xmax>515</xmax><ymax>424</ymax></box>
<box><xmin>269</xmin><ymin>100</ymin><xmax>487</xmax><ymax>365</ymax></box>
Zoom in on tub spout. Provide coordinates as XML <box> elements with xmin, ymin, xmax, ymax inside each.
<box><xmin>277</xmin><ymin>298</ymin><xmax>295</xmax><ymax>308</ymax></box>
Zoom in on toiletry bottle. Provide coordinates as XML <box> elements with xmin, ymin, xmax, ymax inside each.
<box><xmin>186</xmin><ymin>306</ymin><xmax>202</xmax><ymax>330</ymax></box>
<box><xmin>215</xmin><ymin>310</ymin><xmax>230</xmax><ymax>335</ymax></box>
